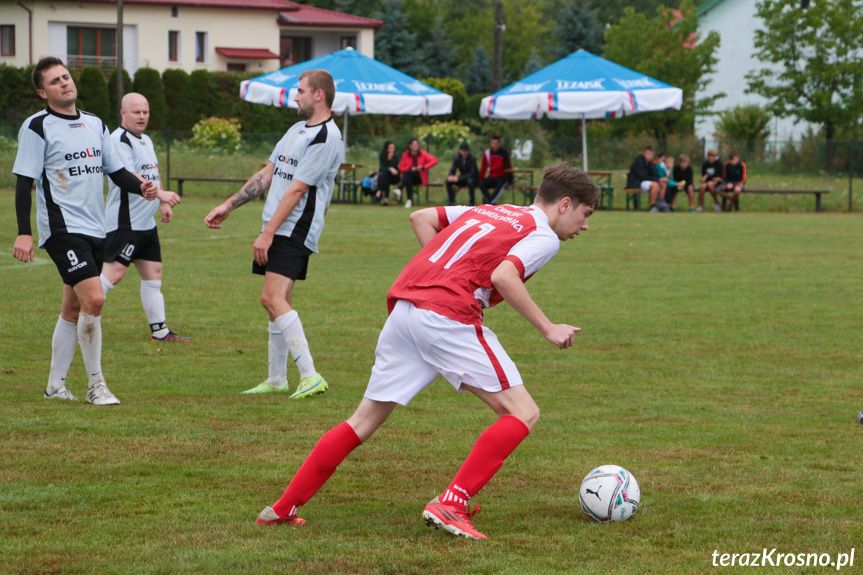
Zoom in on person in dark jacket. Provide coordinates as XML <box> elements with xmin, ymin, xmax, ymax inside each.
<box><xmin>445</xmin><ymin>142</ymin><xmax>479</xmax><ymax>206</ymax></box>
<box><xmin>478</xmin><ymin>136</ymin><xmax>513</xmax><ymax>204</ymax></box>
<box><xmin>697</xmin><ymin>149</ymin><xmax>724</xmax><ymax>212</ymax></box>
<box><xmin>626</xmin><ymin>146</ymin><xmax>661</xmax><ymax>209</ymax></box>
<box><xmin>377</xmin><ymin>141</ymin><xmax>401</xmax><ymax>206</ymax></box>
<box><xmin>667</xmin><ymin>154</ymin><xmax>695</xmax><ymax>211</ymax></box>
<box><xmin>718</xmin><ymin>151</ymin><xmax>746</xmax><ymax>212</ymax></box>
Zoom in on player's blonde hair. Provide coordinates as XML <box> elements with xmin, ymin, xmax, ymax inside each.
<box><xmin>536</xmin><ymin>163</ymin><xmax>599</xmax><ymax>208</ymax></box>
<box><xmin>300</xmin><ymin>69</ymin><xmax>336</xmax><ymax>109</ymax></box>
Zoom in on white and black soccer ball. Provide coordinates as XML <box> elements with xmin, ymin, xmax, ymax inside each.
<box><xmin>579</xmin><ymin>465</ymin><xmax>640</xmax><ymax>522</ymax></box>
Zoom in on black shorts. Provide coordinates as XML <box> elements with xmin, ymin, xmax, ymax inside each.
<box><xmin>103</xmin><ymin>227</ymin><xmax>162</xmax><ymax>266</ymax></box>
<box><xmin>44</xmin><ymin>233</ymin><xmax>104</xmax><ymax>286</ymax></box>
<box><xmin>252</xmin><ymin>235</ymin><xmax>311</xmax><ymax>280</ymax></box>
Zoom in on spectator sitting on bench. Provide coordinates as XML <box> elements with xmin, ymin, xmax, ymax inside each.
<box><xmin>446</xmin><ymin>142</ymin><xmax>479</xmax><ymax>206</ymax></box>
<box><xmin>377</xmin><ymin>140</ymin><xmax>401</xmax><ymax>206</ymax></box>
<box><xmin>697</xmin><ymin>149</ymin><xmax>724</xmax><ymax>212</ymax></box>
<box><xmin>626</xmin><ymin>146</ymin><xmax>660</xmax><ymax>209</ymax></box>
<box><xmin>654</xmin><ymin>151</ymin><xmax>672</xmax><ymax>205</ymax></box>
<box><xmin>668</xmin><ymin>154</ymin><xmax>696</xmax><ymax>212</ymax></box>
<box><xmin>478</xmin><ymin>135</ymin><xmax>513</xmax><ymax>205</ymax></box>
<box><xmin>398</xmin><ymin>138</ymin><xmax>438</xmax><ymax>209</ymax></box>
<box><xmin>718</xmin><ymin>151</ymin><xmax>746</xmax><ymax>212</ymax></box>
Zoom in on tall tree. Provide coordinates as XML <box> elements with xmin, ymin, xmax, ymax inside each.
<box><xmin>464</xmin><ymin>45</ymin><xmax>492</xmax><ymax>95</ymax></box>
<box><xmin>422</xmin><ymin>15</ymin><xmax>458</xmax><ymax>79</ymax></box>
<box><xmin>374</xmin><ymin>0</ymin><xmax>428</xmax><ymax>78</ymax></box>
<box><xmin>551</xmin><ymin>0</ymin><xmax>603</xmax><ymax>59</ymax></box>
<box><xmin>522</xmin><ymin>48</ymin><xmax>545</xmax><ymax>77</ymax></box>
<box><xmin>604</xmin><ymin>0</ymin><xmax>722</xmax><ymax>140</ymax></box>
<box><xmin>746</xmin><ymin>0</ymin><xmax>863</xmax><ymax>174</ymax></box>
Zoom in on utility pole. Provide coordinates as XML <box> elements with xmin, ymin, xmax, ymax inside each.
<box><xmin>117</xmin><ymin>0</ymin><xmax>124</xmax><ymax>125</ymax></box>
<box><xmin>492</xmin><ymin>1</ymin><xmax>504</xmax><ymax>92</ymax></box>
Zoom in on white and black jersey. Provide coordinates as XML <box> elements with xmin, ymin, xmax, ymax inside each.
<box><xmin>13</xmin><ymin>108</ymin><xmax>125</xmax><ymax>246</ymax></box>
<box><xmin>263</xmin><ymin>116</ymin><xmax>344</xmax><ymax>253</ymax></box>
<box><xmin>105</xmin><ymin>129</ymin><xmax>161</xmax><ymax>232</ymax></box>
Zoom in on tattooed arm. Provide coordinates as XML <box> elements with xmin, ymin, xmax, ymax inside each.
<box><xmin>204</xmin><ymin>163</ymin><xmax>275</xmax><ymax>229</ymax></box>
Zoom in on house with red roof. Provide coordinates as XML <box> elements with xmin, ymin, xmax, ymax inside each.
<box><xmin>0</xmin><ymin>0</ymin><xmax>382</xmax><ymax>76</ymax></box>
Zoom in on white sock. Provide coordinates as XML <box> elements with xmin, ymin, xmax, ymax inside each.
<box><xmin>77</xmin><ymin>314</ymin><xmax>103</xmax><ymax>386</ymax></box>
<box><xmin>274</xmin><ymin>311</ymin><xmax>316</xmax><ymax>379</ymax></box>
<box><xmin>141</xmin><ymin>279</ymin><xmax>169</xmax><ymax>338</ymax></box>
<box><xmin>100</xmin><ymin>274</ymin><xmax>115</xmax><ymax>297</ymax></box>
<box><xmin>47</xmin><ymin>316</ymin><xmax>78</xmax><ymax>394</ymax></box>
<box><xmin>267</xmin><ymin>321</ymin><xmax>289</xmax><ymax>387</ymax></box>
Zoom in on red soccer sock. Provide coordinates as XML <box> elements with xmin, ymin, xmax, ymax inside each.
<box><xmin>439</xmin><ymin>414</ymin><xmax>530</xmax><ymax>508</ymax></box>
<box><xmin>271</xmin><ymin>421</ymin><xmax>362</xmax><ymax>518</ymax></box>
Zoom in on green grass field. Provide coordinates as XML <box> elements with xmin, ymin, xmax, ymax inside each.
<box><xmin>1</xmin><ymin>194</ymin><xmax>861</xmax><ymax>574</ymax></box>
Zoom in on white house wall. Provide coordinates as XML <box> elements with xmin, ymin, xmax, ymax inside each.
<box><xmin>0</xmin><ymin>0</ymin><xmax>34</xmax><ymax>67</ymax></box>
<box><xmin>697</xmin><ymin>0</ymin><xmax>812</xmax><ymax>142</ymax></box>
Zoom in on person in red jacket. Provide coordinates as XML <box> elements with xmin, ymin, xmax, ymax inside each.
<box><xmin>478</xmin><ymin>136</ymin><xmax>513</xmax><ymax>205</ymax></box>
<box><xmin>399</xmin><ymin>138</ymin><xmax>439</xmax><ymax>209</ymax></box>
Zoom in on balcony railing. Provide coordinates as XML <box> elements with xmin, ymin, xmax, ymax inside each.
<box><xmin>66</xmin><ymin>55</ymin><xmax>150</xmax><ymax>75</ymax></box>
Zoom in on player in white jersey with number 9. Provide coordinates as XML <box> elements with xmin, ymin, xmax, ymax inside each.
<box><xmin>255</xmin><ymin>162</ymin><xmax>598</xmax><ymax>540</ymax></box>
<box><xmin>12</xmin><ymin>57</ymin><xmax>158</xmax><ymax>406</ymax></box>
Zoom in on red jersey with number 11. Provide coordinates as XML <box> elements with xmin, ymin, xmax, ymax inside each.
<box><xmin>388</xmin><ymin>204</ymin><xmax>560</xmax><ymax>325</ymax></box>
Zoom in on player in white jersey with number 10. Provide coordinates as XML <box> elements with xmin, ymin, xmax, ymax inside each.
<box><xmin>205</xmin><ymin>69</ymin><xmax>344</xmax><ymax>399</ymax></box>
<box><xmin>255</xmin><ymin>163</ymin><xmax>599</xmax><ymax>540</ymax></box>
<box><xmin>101</xmin><ymin>93</ymin><xmax>190</xmax><ymax>343</ymax></box>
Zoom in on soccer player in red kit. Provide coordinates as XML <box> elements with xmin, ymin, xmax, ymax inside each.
<box><xmin>256</xmin><ymin>163</ymin><xmax>599</xmax><ymax>539</ymax></box>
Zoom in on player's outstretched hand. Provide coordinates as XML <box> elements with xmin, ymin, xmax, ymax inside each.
<box><xmin>543</xmin><ymin>323</ymin><xmax>581</xmax><ymax>349</ymax></box>
<box><xmin>158</xmin><ymin>190</ymin><xmax>181</xmax><ymax>206</ymax></box>
<box><xmin>204</xmin><ymin>204</ymin><xmax>230</xmax><ymax>229</ymax></box>
<box><xmin>13</xmin><ymin>235</ymin><xmax>35</xmax><ymax>262</ymax></box>
<box><xmin>141</xmin><ymin>180</ymin><xmax>158</xmax><ymax>200</ymax></box>
<box><xmin>253</xmin><ymin>232</ymin><xmax>273</xmax><ymax>266</ymax></box>
<box><xmin>161</xmin><ymin>203</ymin><xmax>173</xmax><ymax>223</ymax></box>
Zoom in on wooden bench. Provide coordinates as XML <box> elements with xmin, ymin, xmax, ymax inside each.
<box><xmin>625</xmin><ymin>188</ymin><xmax>645</xmax><ymax>211</ymax></box>
<box><xmin>735</xmin><ymin>190</ymin><xmax>830</xmax><ymax>213</ymax></box>
<box><xmin>174</xmin><ymin>177</ymin><xmax>249</xmax><ymax>197</ymax></box>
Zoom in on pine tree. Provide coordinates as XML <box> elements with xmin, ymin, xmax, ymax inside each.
<box><xmin>551</xmin><ymin>1</ymin><xmax>603</xmax><ymax>60</ymax></box>
<box><xmin>132</xmin><ymin>68</ymin><xmax>167</xmax><ymax>131</ymax></box>
<box><xmin>464</xmin><ymin>45</ymin><xmax>492</xmax><ymax>95</ymax></box>
<box><xmin>422</xmin><ymin>15</ymin><xmax>458</xmax><ymax>79</ymax></box>
<box><xmin>77</xmin><ymin>67</ymin><xmax>112</xmax><ymax>125</ymax></box>
<box><xmin>374</xmin><ymin>0</ymin><xmax>428</xmax><ymax>78</ymax></box>
<box><xmin>522</xmin><ymin>48</ymin><xmax>545</xmax><ymax>77</ymax></box>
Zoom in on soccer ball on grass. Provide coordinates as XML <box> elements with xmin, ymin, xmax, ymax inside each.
<box><xmin>579</xmin><ymin>465</ymin><xmax>640</xmax><ymax>522</ymax></box>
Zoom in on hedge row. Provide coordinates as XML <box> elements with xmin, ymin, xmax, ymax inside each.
<box><xmin>0</xmin><ymin>64</ymin><xmax>476</xmax><ymax>137</ymax></box>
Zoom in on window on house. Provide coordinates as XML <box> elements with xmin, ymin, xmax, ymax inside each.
<box><xmin>227</xmin><ymin>62</ymin><xmax>247</xmax><ymax>72</ymax></box>
<box><xmin>195</xmin><ymin>32</ymin><xmax>206</xmax><ymax>63</ymax></box>
<box><xmin>67</xmin><ymin>26</ymin><xmax>115</xmax><ymax>68</ymax></box>
<box><xmin>171</xmin><ymin>6</ymin><xmax>179</xmax><ymax>17</ymax></box>
<box><xmin>1</xmin><ymin>25</ymin><xmax>14</xmax><ymax>57</ymax></box>
<box><xmin>340</xmin><ymin>36</ymin><xmax>356</xmax><ymax>50</ymax></box>
<box><xmin>279</xmin><ymin>37</ymin><xmax>311</xmax><ymax>66</ymax></box>
<box><xmin>169</xmin><ymin>30</ymin><xmax>179</xmax><ymax>62</ymax></box>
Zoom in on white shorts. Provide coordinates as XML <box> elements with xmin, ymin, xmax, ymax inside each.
<box><xmin>640</xmin><ymin>180</ymin><xmax>653</xmax><ymax>193</ymax></box>
<box><xmin>364</xmin><ymin>300</ymin><xmax>523</xmax><ymax>406</ymax></box>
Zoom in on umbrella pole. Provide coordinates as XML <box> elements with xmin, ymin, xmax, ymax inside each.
<box><xmin>339</xmin><ymin>111</ymin><xmax>349</xmax><ymax>201</ymax></box>
<box><xmin>582</xmin><ymin>115</ymin><xmax>588</xmax><ymax>172</ymax></box>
